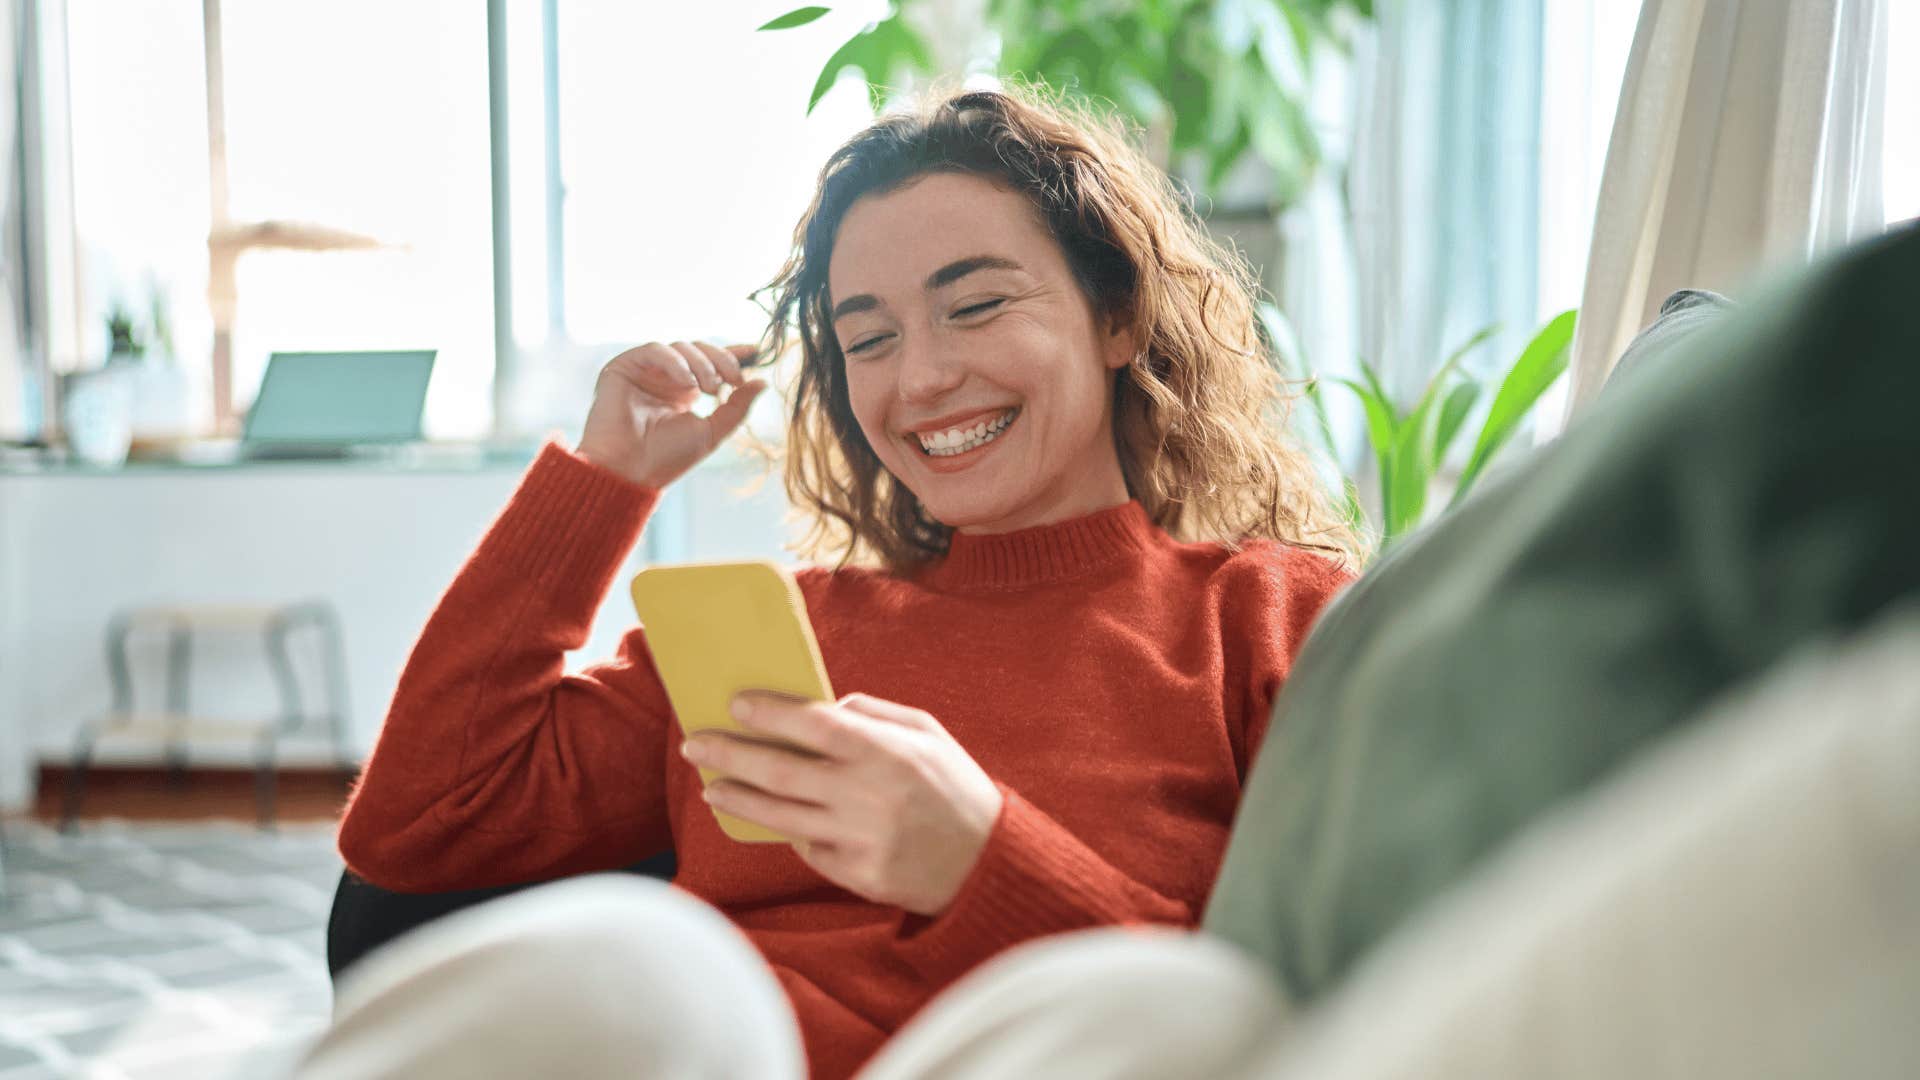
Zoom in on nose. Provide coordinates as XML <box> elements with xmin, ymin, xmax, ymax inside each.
<box><xmin>895</xmin><ymin>330</ymin><xmax>965</xmax><ymax>406</ymax></box>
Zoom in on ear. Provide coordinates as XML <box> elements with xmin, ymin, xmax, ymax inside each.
<box><xmin>1101</xmin><ymin>313</ymin><xmax>1139</xmax><ymax>372</ymax></box>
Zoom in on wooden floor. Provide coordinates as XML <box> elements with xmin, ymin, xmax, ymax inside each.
<box><xmin>23</xmin><ymin>766</ymin><xmax>354</xmax><ymax>824</ymax></box>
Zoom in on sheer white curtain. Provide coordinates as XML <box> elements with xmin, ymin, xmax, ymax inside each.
<box><xmin>1347</xmin><ymin>0</ymin><xmax>1545</xmax><ymax>410</ymax></box>
<box><xmin>1560</xmin><ymin>0</ymin><xmax>1887</xmax><ymax>423</ymax></box>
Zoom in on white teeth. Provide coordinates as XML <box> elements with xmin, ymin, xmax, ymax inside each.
<box><xmin>917</xmin><ymin>409</ymin><xmax>1016</xmax><ymax>457</ymax></box>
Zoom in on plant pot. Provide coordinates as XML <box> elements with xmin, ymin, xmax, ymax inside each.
<box><xmin>59</xmin><ymin>366</ymin><xmax>135</xmax><ymax>467</ymax></box>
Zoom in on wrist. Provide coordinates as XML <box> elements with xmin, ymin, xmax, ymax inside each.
<box><xmin>573</xmin><ymin>440</ymin><xmax>663</xmax><ymax>490</ymax></box>
<box><xmin>918</xmin><ymin>781</ymin><xmax>1005</xmax><ymax>917</ymax></box>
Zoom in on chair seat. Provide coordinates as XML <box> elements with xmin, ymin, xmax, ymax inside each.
<box><xmin>62</xmin><ymin>599</ymin><xmax>353</xmax><ymax>830</ymax></box>
<box><xmin>120</xmin><ymin>605</ymin><xmax>302</xmax><ymax>630</ymax></box>
<box><xmin>86</xmin><ymin>711</ymin><xmax>281</xmax><ymax>741</ymax></box>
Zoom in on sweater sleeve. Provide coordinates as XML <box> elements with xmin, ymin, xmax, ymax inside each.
<box><xmin>890</xmin><ymin>783</ymin><xmax>1196</xmax><ymax>985</ymax></box>
<box><xmin>338</xmin><ymin>441</ymin><xmax>678</xmax><ymax>893</ymax></box>
<box><xmin>1228</xmin><ymin>545</ymin><xmax>1355</xmax><ymax>777</ymax></box>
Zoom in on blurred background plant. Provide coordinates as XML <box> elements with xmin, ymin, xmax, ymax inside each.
<box><xmin>102</xmin><ymin>280</ymin><xmax>177</xmax><ymax>365</ymax></box>
<box><xmin>758</xmin><ymin>0</ymin><xmax>1373</xmax><ymax>208</ymax></box>
<box><xmin>1264</xmin><ymin>303</ymin><xmax>1579</xmax><ymax>549</ymax></box>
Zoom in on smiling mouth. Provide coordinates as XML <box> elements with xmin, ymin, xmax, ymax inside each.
<box><xmin>913</xmin><ymin>407</ymin><xmax>1020</xmax><ymax>457</ymax></box>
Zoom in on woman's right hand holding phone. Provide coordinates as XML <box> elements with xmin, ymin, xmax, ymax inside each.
<box><xmin>576</xmin><ymin>341</ymin><xmax>768</xmax><ymax>489</ymax></box>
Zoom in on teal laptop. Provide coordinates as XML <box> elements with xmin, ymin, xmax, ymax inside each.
<box><xmin>241</xmin><ymin>350</ymin><xmax>436</xmax><ymax>460</ymax></box>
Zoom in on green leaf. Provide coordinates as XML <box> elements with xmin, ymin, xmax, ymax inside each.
<box><xmin>1432</xmin><ymin>380</ymin><xmax>1481</xmax><ymax>464</ymax></box>
<box><xmin>1381</xmin><ymin>335</ymin><xmax>1491</xmax><ymax>541</ymax></box>
<box><xmin>1408</xmin><ymin>322</ymin><xmax>1498</xmax><ymax>469</ymax></box>
<box><xmin>1204</xmin><ymin>49</ymin><xmax>1246</xmax><ymax>148</ymax></box>
<box><xmin>1206</xmin><ymin>119</ymin><xmax>1254</xmax><ymax>191</ymax></box>
<box><xmin>1357</xmin><ymin>360</ymin><xmax>1397</xmax><ymax>422</ymax></box>
<box><xmin>1335</xmin><ymin>373</ymin><xmax>1397</xmax><ymax>467</ymax></box>
<box><xmin>1277</xmin><ymin>2</ymin><xmax>1318</xmax><ymax>68</ymax></box>
<box><xmin>757</xmin><ymin>6</ymin><xmax>830</xmax><ymax>31</ymax></box>
<box><xmin>1383</xmin><ymin>421</ymin><xmax>1431</xmax><ymax>543</ymax></box>
<box><xmin>805</xmin><ymin>16</ymin><xmax>934</xmax><ymax>115</ymax></box>
<box><xmin>1027</xmin><ymin>26</ymin><xmax>1107</xmax><ymax>90</ymax></box>
<box><xmin>1454</xmin><ymin>308</ymin><xmax>1578</xmax><ymax>504</ymax></box>
<box><xmin>1334</xmin><ymin>367</ymin><xmax>1402</xmax><ymax>534</ymax></box>
<box><xmin>808</xmin><ymin>32</ymin><xmax>866</xmax><ymax>114</ymax></box>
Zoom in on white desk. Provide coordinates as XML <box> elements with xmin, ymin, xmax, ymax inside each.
<box><xmin>0</xmin><ymin>447</ymin><xmax>795</xmax><ymax>811</ymax></box>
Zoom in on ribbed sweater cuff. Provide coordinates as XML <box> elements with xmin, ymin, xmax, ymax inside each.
<box><xmin>485</xmin><ymin>441</ymin><xmax>661</xmax><ymax>597</ymax></box>
<box><xmin>893</xmin><ymin>785</ymin><xmax>1148</xmax><ymax>982</ymax></box>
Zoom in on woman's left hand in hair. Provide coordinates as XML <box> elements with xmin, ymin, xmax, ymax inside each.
<box><xmin>681</xmin><ymin>692</ymin><xmax>1004</xmax><ymax>916</ymax></box>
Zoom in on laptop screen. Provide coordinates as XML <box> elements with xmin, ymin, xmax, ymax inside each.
<box><xmin>242</xmin><ymin>350</ymin><xmax>436</xmax><ymax>444</ymax></box>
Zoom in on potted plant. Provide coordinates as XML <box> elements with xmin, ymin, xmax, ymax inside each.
<box><xmin>62</xmin><ymin>283</ymin><xmax>193</xmax><ymax>466</ymax></box>
<box><xmin>1263</xmin><ymin>303</ymin><xmax>1579</xmax><ymax>552</ymax></box>
<box><xmin>757</xmin><ymin>0</ymin><xmax>1372</xmax><ymax>211</ymax></box>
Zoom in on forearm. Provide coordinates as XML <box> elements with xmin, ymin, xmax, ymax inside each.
<box><xmin>339</xmin><ymin>442</ymin><xmax>674</xmax><ymax>891</ymax></box>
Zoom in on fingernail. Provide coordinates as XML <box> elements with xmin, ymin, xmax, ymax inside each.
<box><xmin>680</xmin><ymin>740</ymin><xmax>702</xmax><ymax>762</ymax></box>
<box><xmin>729</xmin><ymin>697</ymin><xmax>751</xmax><ymax>723</ymax></box>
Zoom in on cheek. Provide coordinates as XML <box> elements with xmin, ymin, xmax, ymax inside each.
<box><xmin>843</xmin><ymin>370</ymin><xmax>895</xmax><ymax>454</ymax></box>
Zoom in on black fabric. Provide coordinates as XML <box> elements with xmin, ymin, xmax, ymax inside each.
<box><xmin>326</xmin><ymin>849</ymin><xmax>679</xmax><ymax>983</ymax></box>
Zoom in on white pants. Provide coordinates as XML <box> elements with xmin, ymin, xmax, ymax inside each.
<box><xmin>296</xmin><ymin>876</ymin><xmax>1287</xmax><ymax>1080</ymax></box>
<box><xmin>299</xmin><ymin>608</ymin><xmax>1920</xmax><ymax>1080</ymax></box>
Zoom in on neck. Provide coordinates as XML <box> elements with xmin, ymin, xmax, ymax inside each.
<box><xmin>922</xmin><ymin>496</ymin><xmax>1159</xmax><ymax>591</ymax></box>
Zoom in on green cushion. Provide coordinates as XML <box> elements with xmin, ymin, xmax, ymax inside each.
<box><xmin>1203</xmin><ymin>225</ymin><xmax>1920</xmax><ymax>1003</ymax></box>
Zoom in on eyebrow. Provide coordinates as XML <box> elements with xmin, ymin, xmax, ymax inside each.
<box><xmin>830</xmin><ymin>255</ymin><xmax>1025</xmax><ymax>323</ymax></box>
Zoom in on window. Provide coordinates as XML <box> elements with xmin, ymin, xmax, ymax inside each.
<box><xmin>68</xmin><ymin>1</ymin><xmax>493</xmax><ymax>438</ymax></box>
<box><xmin>497</xmin><ymin>0</ymin><xmax>882</xmax><ymax>440</ymax></box>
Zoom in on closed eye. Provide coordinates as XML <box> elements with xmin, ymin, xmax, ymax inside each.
<box><xmin>954</xmin><ymin>299</ymin><xmax>1005</xmax><ymax>318</ymax></box>
<box><xmin>845</xmin><ymin>334</ymin><xmax>893</xmax><ymax>355</ymax></box>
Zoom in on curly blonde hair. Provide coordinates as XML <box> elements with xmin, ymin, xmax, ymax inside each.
<box><xmin>752</xmin><ymin>85</ymin><xmax>1364</xmax><ymax>574</ymax></box>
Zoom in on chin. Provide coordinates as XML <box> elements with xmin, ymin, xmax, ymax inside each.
<box><xmin>909</xmin><ymin>484</ymin><xmax>1015</xmax><ymax>531</ymax></box>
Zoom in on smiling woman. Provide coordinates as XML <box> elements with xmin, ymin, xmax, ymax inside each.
<box><xmin>321</xmin><ymin>86</ymin><xmax>1360</xmax><ymax>1080</ymax></box>
<box><xmin>827</xmin><ymin>175</ymin><xmax>1137</xmax><ymax>534</ymax></box>
<box><xmin>766</xmin><ymin>89</ymin><xmax>1365</xmax><ymax>569</ymax></box>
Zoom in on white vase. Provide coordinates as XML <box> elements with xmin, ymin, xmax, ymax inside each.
<box><xmin>60</xmin><ymin>366</ymin><xmax>135</xmax><ymax>467</ymax></box>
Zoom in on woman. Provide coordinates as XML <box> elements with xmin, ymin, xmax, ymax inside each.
<box><xmin>320</xmin><ymin>87</ymin><xmax>1359</xmax><ymax>1079</ymax></box>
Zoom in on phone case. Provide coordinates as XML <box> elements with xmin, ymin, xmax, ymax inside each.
<box><xmin>629</xmin><ymin>560</ymin><xmax>835</xmax><ymax>843</ymax></box>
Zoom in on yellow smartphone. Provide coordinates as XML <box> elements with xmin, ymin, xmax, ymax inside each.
<box><xmin>629</xmin><ymin>560</ymin><xmax>834</xmax><ymax>843</ymax></box>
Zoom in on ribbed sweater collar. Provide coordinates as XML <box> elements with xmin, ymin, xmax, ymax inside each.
<box><xmin>920</xmin><ymin>499</ymin><xmax>1158</xmax><ymax>590</ymax></box>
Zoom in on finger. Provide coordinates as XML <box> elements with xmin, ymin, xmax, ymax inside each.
<box><xmin>733</xmin><ymin>692</ymin><xmax>865</xmax><ymax>761</ymax></box>
<box><xmin>692</xmin><ymin>340</ymin><xmax>745</xmax><ymax>387</ymax></box>
<box><xmin>704</xmin><ymin>379</ymin><xmax>767</xmax><ymax>445</ymax></box>
<box><xmin>669</xmin><ymin>340</ymin><xmax>723</xmax><ymax>394</ymax></box>
<box><xmin>683</xmin><ymin>731</ymin><xmax>838</xmax><ymax>804</ymax></box>
<box><xmin>703</xmin><ymin>779</ymin><xmax>842</xmax><ymax>845</ymax></box>
<box><xmin>613</xmin><ymin>342</ymin><xmax>698</xmax><ymax>397</ymax></box>
<box><xmin>837</xmin><ymin>692</ymin><xmax>936</xmax><ymax>731</ymax></box>
<box><xmin>726</xmin><ymin>343</ymin><xmax>762</xmax><ymax>366</ymax></box>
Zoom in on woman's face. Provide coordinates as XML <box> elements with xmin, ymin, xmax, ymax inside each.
<box><xmin>827</xmin><ymin>172</ymin><xmax>1136</xmax><ymax>535</ymax></box>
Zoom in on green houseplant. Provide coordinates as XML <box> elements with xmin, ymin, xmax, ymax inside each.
<box><xmin>1264</xmin><ymin>305</ymin><xmax>1579</xmax><ymax>550</ymax></box>
<box><xmin>758</xmin><ymin>0</ymin><xmax>1373</xmax><ymax>205</ymax></box>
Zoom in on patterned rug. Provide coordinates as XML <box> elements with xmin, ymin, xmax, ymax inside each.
<box><xmin>0</xmin><ymin>820</ymin><xmax>339</xmax><ymax>1079</ymax></box>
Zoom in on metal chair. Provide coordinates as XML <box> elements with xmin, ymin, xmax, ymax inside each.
<box><xmin>61</xmin><ymin>600</ymin><xmax>353</xmax><ymax>830</ymax></box>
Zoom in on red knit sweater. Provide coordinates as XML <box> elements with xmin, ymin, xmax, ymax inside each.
<box><xmin>339</xmin><ymin>442</ymin><xmax>1350</xmax><ymax>1079</ymax></box>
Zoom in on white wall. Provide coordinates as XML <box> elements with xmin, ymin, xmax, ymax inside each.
<box><xmin>0</xmin><ymin>447</ymin><xmax>797</xmax><ymax>810</ymax></box>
